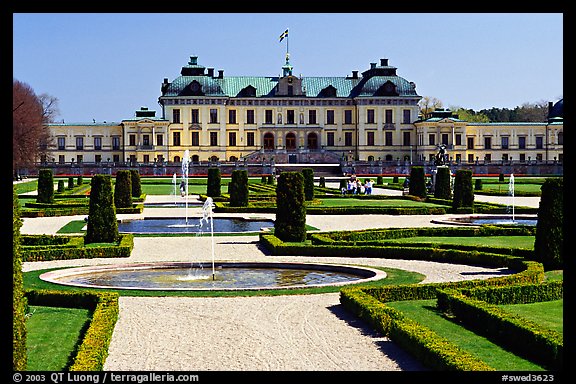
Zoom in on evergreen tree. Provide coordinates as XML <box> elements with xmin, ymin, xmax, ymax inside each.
<box><xmin>452</xmin><ymin>169</ymin><xmax>474</xmax><ymax>210</ymax></box>
<box><xmin>114</xmin><ymin>170</ymin><xmax>133</xmax><ymax>208</ymax></box>
<box><xmin>301</xmin><ymin>168</ymin><xmax>315</xmax><ymax>201</ymax></box>
<box><xmin>534</xmin><ymin>178</ymin><xmax>563</xmax><ymax>270</ymax></box>
<box><xmin>229</xmin><ymin>170</ymin><xmax>249</xmax><ymax>207</ymax></box>
<box><xmin>275</xmin><ymin>172</ymin><xmax>306</xmax><ymax>242</ymax></box>
<box><xmin>86</xmin><ymin>175</ymin><xmax>118</xmax><ymax>244</ymax></box>
<box><xmin>408</xmin><ymin>166</ymin><xmax>427</xmax><ymax>198</ymax></box>
<box><xmin>207</xmin><ymin>168</ymin><xmax>221</xmax><ymax>197</ymax></box>
<box><xmin>130</xmin><ymin>169</ymin><xmax>142</xmax><ymax>198</ymax></box>
<box><xmin>36</xmin><ymin>168</ymin><xmax>54</xmax><ymax>203</ymax></box>
<box><xmin>434</xmin><ymin>166</ymin><xmax>452</xmax><ymax>200</ymax></box>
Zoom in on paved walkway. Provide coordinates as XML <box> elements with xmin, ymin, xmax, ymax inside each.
<box><xmin>20</xmin><ymin>192</ymin><xmax>538</xmax><ymax>371</ymax></box>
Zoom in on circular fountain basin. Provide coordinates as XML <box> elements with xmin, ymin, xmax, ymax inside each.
<box><xmin>118</xmin><ymin>217</ymin><xmax>274</xmax><ymax>234</ymax></box>
<box><xmin>39</xmin><ymin>262</ymin><xmax>385</xmax><ymax>291</ymax></box>
<box><xmin>432</xmin><ymin>214</ymin><xmax>538</xmax><ymax>226</ymax></box>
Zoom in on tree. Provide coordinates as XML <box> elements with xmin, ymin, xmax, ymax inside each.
<box><xmin>36</xmin><ymin>168</ymin><xmax>55</xmax><ymax>203</ymax></box>
<box><xmin>418</xmin><ymin>96</ymin><xmax>443</xmax><ymax>120</ymax></box>
<box><xmin>114</xmin><ymin>170</ymin><xmax>133</xmax><ymax>208</ymax></box>
<box><xmin>449</xmin><ymin>107</ymin><xmax>490</xmax><ymax>123</ymax></box>
<box><xmin>533</xmin><ymin>178</ymin><xmax>563</xmax><ymax>270</ymax></box>
<box><xmin>229</xmin><ymin>170</ymin><xmax>249</xmax><ymax>207</ymax></box>
<box><xmin>434</xmin><ymin>166</ymin><xmax>452</xmax><ymax>200</ymax></box>
<box><xmin>13</xmin><ymin>79</ymin><xmax>58</xmax><ymax>178</ymax></box>
<box><xmin>207</xmin><ymin>168</ymin><xmax>221</xmax><ymax>197</ymax></box>
<box><xmin>275</xmin><ymin>172</ymin><xmax>306</xmax><ymax>242</ymax></box>
<box><xmin>85</xmin><ymin>175</ymin><xmax>118</xmax><ymax>244</ymax></box>
<box><xmin>301</xmin><ymin>168</ymin><xmax>315</xmax><ymax>201</ymax></box>
<box><xmin>452</xmin><ymin>169</ymin><xmax>474</xmax><ymax>210</ymax></box>
<box><xmin>130</xmin><ymin>169</ymin><xmax>142</xmax><ymax>198</ymax></box>
<box><xmin>408</xmin><ymin>166</ymin><xmax>427</xmax><ymax>198</ymax></box>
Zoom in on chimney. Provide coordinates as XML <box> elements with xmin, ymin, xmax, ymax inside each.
<box><xmin>218</xmin><ymin>70</ymin><xmax>224</xmax><ymax>78</ymax></box>
<box><xmin>163</xmin><ymin>78</ymin><xmax>169</xmax><ymax>84</ymax></box>
<box><xmin>352</xmin><ymin>70</ymin><xmax>358</xmax><ymax>79</ymax></box>
<box><xmin>380</xmin><ymin>58</ymin><xmax>389</xmax><ymax>66</ymax></box>
<box><xmin>207</xmin><ymin>68</ymin><xmax>214</xmax><ymax>77</ymax></box>
<box><xmin>370</xmin><ymin>63</ymin><xmax>376</xmax><ymax>69</ymax></box>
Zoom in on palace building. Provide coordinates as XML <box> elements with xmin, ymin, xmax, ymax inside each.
<box><xmin>45</xmin><ymin>55</ymin><xmax>563</xmax><ymax>171</ymax></box>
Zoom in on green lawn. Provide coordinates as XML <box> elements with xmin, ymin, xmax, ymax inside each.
<box><xmin>500</xmin><ymin>299</ymin><xmax>563</xmax><ymax>335</ymax></box>
<box><xmin>384</xmin><ymin>235</ymin><xmax>535</xmax><ymax>249</ymax></box>
<box><xmin>387</xmin><ymin>299</ymin><xmax>546</xmax><ymax>370</ymax></box>
<box><xmin>26</xmin><ymin>306</ymin><xmax>91</xmax><ymax>371</ymax></box>
<box><xmin>312</xmin><ymin>198</ymin><xmax>441</xmax><ymax>208</ymax></box>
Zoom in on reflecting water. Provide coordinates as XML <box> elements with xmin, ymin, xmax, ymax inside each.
<box><xmin>118</xmin><ymin>218</ymin><xmax>273</xmax><ymax>233</ymax></box>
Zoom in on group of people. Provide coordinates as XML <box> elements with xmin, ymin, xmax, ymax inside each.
<box><xmin>342</xmin><ymin>174</ymin><xmax>374</xmax><ymax>195</ymax></box>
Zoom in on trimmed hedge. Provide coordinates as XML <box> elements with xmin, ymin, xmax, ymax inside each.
<box><xmin>130</xmin><ymin>169</ymin><xmax>142</xmax><ymax>198</ymax></box>
<box><xmin>453</xmin><ymin>169</ymin><xmax>474</xmax><ymax>210</ymax></box>
<box><xmin>302</xmin><ymin>168</ymin><xmax>315</xmax><ymax>201</ymax></box>
<box><xmin>37</xmin><ymin>169</ymin><xmax>55</xmax><ymax>203</ymax></box>
<box><xmin>275</xmin><ymin>172</ymin><xmax>306</xmax><ymax>242</ymax></box>
<box><xmin>85</xmin><ymin>175</ymin><xmax>119</xmax><ymax>244</ymax></box>
<box><xmin>229</xmin><ymin>169</ymin><xmax>249</xmax><ymax>207</ymax></box>
<box><xmin>13</xmin><ymin>187</ymin><xmax>27</xmax><ymax>370</ymax></box>
<box><xmin>25</xmin><ymin>290</ymin><xmax>119</xmax><ymax>371</ymax></box>
<box><xmin>409</xmin><ymin>166</ymin><xmax>427</xmax><ymax>198</ymax></box>
<box><xmin>114</xmin><ymin>170</ymin><xmax>133</xmax><ymax>208</ymax></box>
<box><xmin>68</xmin><ymin>176</ymin><xmax>75</xmax><ymax>189</ymax></box>
<box><xmin>436</xmin><ymin>283</ymin><xmax>563</xmax><ymax>370</ymax></box>
<box><xmin>21</xmin><ymin>234</ymin><xmax>134</xmax><ymax>262</ymax></box>
<box><xmin>533</xmin><ymin>178</ymin><xmax>563</xmax><ymax>270</ymax></box>
<box><xmin>207</xmin><ymin>168</ymin><xmax>222</xmax><ymax>197</ymax></box>
<box><xmin>434</xmin><ymin>166</ymin><xmax>452</xmax><ymax>200</ymax></box>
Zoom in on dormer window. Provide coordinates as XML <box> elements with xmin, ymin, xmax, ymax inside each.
<box><xmin>238</xmin><ymin>85</ymin><xmax>256</xmax><ymax>97</ymax></box>
<box><xmin>375</xmin><ymin>81</ymin><xmax>398</xmax><ymax>96</ymax></box>
<box><xmin>189</xmin><ymin>80</ymin><xmax>204</xmax><ymax>96</ymax></box>
<box><xmin>318</xmin><ymin>85</ymin><xmax>337</xmax><ymax>98</ymax></box>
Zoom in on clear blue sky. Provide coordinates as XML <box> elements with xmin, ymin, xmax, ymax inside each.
<box><xmin>13</xmin><ymin>13</ymin><xmax>563</xmax><ymax>123</ymax></box>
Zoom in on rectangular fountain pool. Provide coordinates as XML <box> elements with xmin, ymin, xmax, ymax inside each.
<box><xmin>118</xmin><ymin>217</ymin><xmax>274</xmax><ymax>234</ymax></box>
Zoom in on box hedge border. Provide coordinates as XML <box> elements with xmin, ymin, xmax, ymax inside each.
<box><xmin>21</xmin><ymin>234</ymin><xmax>134</xmax><ymax>262</ymax></box>
<box><xmin>25</xmin><ymin>289</ymin><xmax>119</xmax><ymax>371</ymax></box>
<box><xmin>436</xmin><ymin>282</ymin><xmax>563</xmax><ymax>370</ymax></box>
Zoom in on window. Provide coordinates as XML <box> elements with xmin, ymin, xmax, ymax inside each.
<box><xmin>441</xmin><ymin>133</ymin><xmax>449</xmax><ymax>146</ymax></box>
<box><xmin>263</xmin><ymin>132</ymin><xmax>274</xmax><ymax>150</ymax></box>
<box><xmin>484</xmin><ymin>154</ymin><xmax>492</xmax><ymax>163</ymax></box>
<box><xmin>287</xmin><ymin>110</ymin><xmax>295</xmax><ymax>124</ymax></box>
<box><xmin>467</xmin><ymin>137</ymin><xmax>474</xmax><ymax>150</ymax></box>
<box><xmin>308</xmin><ymin>110</ymin><xmax>317</xmax><ymax>124</ymax></box>
<box><xmin>429</xmin><ymin>134</ymin><xmax>435</xmax><ymax>146</ymax></box>
<box><xmin>326</xmin><ymin>132</ymin><xmax>335</xmax><ymax>146</ymax></box>
<box><xmin>518</xmin><ymin>136</ymin><xmax>526</xmax><ymax>149</ymax></box>
<box><xmin>403</xmin><ymin>109</ymin><xmax>411</xmax><ymax>124</ymax></box>
<box><xmin>173</xmin><ymin>132</ymin><xmax>181</xmax><ymax>146</ymax></box>
<box><xmin>403</xmin><ymin>131</ymin><xmax>411</xmax><ymax>146</ymax></box>
<box><xmin>156</xmin><ymin>134</ymin><xmax>163</xmax><ymax>146</ymax></box>
<box><xmin>536</xmin><ymin>153</ymin><xmax>543</xmax><ymax>162</ymax></box>
<box><xmin>76</xmin><ymin>137</ymin><xmax>84</xmax><ymax>150</ymax></box>
<box><xmin>209</xmin><ymin>109</ymin><xmax>218</xmax><ymax>124</ymax></box>
<box><xmin>112</xmin><ymin>136</ymin><xmax>120</xmax><ymax>150</ymax></box>
<box><xmin>367</xmin><ymin>131</ymin><xmax>375</xmax><ymax>146</ymax></box>
<box><xmin>246</xmin><ymin>109</ymin><xmax>255</xmax><ymax>124</ymax></box>
<box><xmin>367</xmin><ymin>109</ymin><xmax>375</xmax><ymax>124</ymax></box>
<box><xmin>455</xmin><ymin>134</ymin><xmax>462</xmax><ymax>146</ymax></box>
<box><xmin>326</xmin><ymin>110</ymin><xmax>335</xmax><ymax>125</ymax></box>
<box><xmin>172</xmin><ymin>109</ymin><xmax>180</xmax><ymax>123</ymax></box>
<box><xmin>484</xmin><ymin>137</ymin><xmax>492</xmax><ymax>149</ymax></box>
<box><xmin>344</xmin><ymin>110</ymin><xmax>353</xmax><ymax>124</ymax></box>
<box><xmin>191</xmin><ymin>132</ymin><xmax>199</xmax><ymax>146</ymax></box>
<box><xmin>519</xmin><ymin>153</ymin><xmax>526</xmax><ymax>162</ymax></box>
<box><xmin>113</xmin><ymin>154</ymin><xmax>120</xmax><ymax>163</ymax></box>
<box><xmin>77</xmin><ymin>155</ymin><xmax>83</xmax><ymax>164</ymax></box>
<box><xmin>536</xmin><ymin>136</ymin><xmax>543</xmax><ymax>149</ymax></box>
<box><xmin>229</xmin><ymin>132</ymin><xmax>237</xmax><ymax>146</ymax></box>
<box><xmin>558</xmin><ymin>132</ymin><xmax>563</xmax><ymax>145</ymax></box>
<box><xmin>58</xmin><ymin>155</ymin><xmax>65</xmax><ymax>164</ymax></box>
<box><xmin>191</xmin><ymin>109</ymin><xmax>200</xmax><ymax>124</ymax></box>
<box><xmin>385</xmin><ymin>131</ymin><xmax>393</xmax><ymax>146</ymax></box>
<box><xmin>57</xmin><ymin>137</ymin><xmax>65</xmax><ymax>150</ymax></box>
<box><xmin>265</xmin><ymin>110</ymin><xmax>273</xmax><ymax>124</ymax></box>
<box><xmin>129</xmin><ymin>134</ymin><xmax>136</xmax><ymax>146</ymax></box>
<box><xmin>143</xmin><ymin>155</ymin><xmax>150</xmax><ymax>163</ymax></box>
<box><xmin>344</xmin><ymin>132</ymin><xmax>353</xmax><ymax>146</ymax></box>
<box><xmin>501</xmin><ymin>136</ymin><xmax>509</xmax><ymax>149</ymax></box>
<box><xmin>228</xmin><ymin>110</ymin><xmax>237</xmax><ymax>124</ymax></box>
<box><xmin>468</xmin><ymin>154</ymin><xmax>474</xmax><ymax>163</ymax></box>
<box><xmin>142</xmin><ymin>135</ymin><xmax>150</xmax><ymax>147</ymax></box>
<box><xmin>385</xmin><ymin>110</ymin><xmax>393</xmax><ymax>124</ymax></box>
<box><xmin>210</xmin><ymin>132</ymin><xmax>218</xmax><ymax>146</ymax></box>
<box><xmin>94</xmin><ymin>137</ymin><xmax>102</xmax><ymax>150</ymax></box>
<box><xmin>247</xmin><ymin>132</ymin><xmax>255</xmax><ymax>146</ymax></box>
<box><xmin>157</xmin><ymin>155</ymin><xmax>164</xmax><ymax>163</ymax></box>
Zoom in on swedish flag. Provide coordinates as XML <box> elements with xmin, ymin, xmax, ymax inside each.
<box><xmin>279</xmin><ymin>29</ymin><xmax>288</xmax><ymax>42</ymax></box>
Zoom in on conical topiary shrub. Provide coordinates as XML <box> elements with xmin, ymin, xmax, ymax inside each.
<box><xmin>533</xmin><ymin>178</ymin><xmax>563</xmax><ymax>270</ymax></box>
<box><xmin>207</xmin><ymin>168</ymin><xmax>221</xmax><ymax>197</ymax></box>
<box><xmin>114</xmin><ymin>170</ymin><xmax>133</xmax><ymax>208</ymax></box>
<box><xmin>408</xmin><ymin>166</ymin><xmax>427</xmax><ymax>198</ymax></box>
<box><xmin>302</xmin><ymin>168</ymin><xmax>315</xmax><ymax>201</ymax></box>
<box><xmin>275</xmin><ymin>172</ymin><xmax>306</xmax><ymax>242</ymax></box>
<box><xmin>130</xmin><ymin>169</ymin><xmax>142</xmax><ymax>198</ymax></box>
<box><xmin>85</xmin><ymin>174</ymin><xmax>118</xmax><ymax>244</ymax></box>
<box><xmin>229</xmin><ymin>169</ymin><xmax>249</xmax><ymax>207</ymax></box>
<box><xmin>37</xmin><ymin>168</ymin><xmax>54</xmax><ymax>203</ymax></box>
<box><xmin>434</xmin><ymin>166</ymin><xmax>452</xmax><ymax>200</ymax></box>
<box><xmin>452</xmin><ymin>169</ymin><xmax>474</xmax><ymax>210</ymax></box>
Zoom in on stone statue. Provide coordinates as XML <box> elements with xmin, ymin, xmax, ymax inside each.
<box><xmin>435</xmin><ymin>144</ymin><xmax>447</xmax><ymax>166</ymax></box>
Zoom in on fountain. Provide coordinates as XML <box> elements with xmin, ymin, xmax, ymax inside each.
<box><xmin>172</xmin><ymin>173</ymin><xmax>177</xmax><ymax>205</ymax></box>
<box><xmin>182</xmin><ymin>150</ymin><xmax>190</xmax><ymax>225</ymax></box>
<box><xmin>509</xmin><ymin>173</ymin><xmax>515</xmax><ymax>222</ymax></box>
